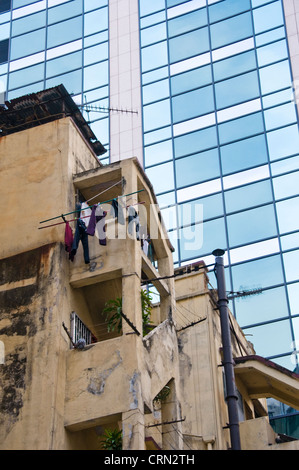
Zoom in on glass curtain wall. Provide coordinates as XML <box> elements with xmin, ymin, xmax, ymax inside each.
<box><xmin>139</xmin><ymin>0</ymin><xmax>299</xmax><ymax>376</ymax></box>
<box><xmin>0</xmin><ymin>0</ymin><xmax>110</xmax><ymax>164</ymax></box>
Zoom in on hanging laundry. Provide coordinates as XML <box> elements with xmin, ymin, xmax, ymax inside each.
<box><xmin>147</xmin><ymin>239</ymin><xmax>154</xmax><ymax>264</ymax></box>
<box><xmin>87</xmin><ymin>205</ymin><xmax>107</xmax><ymax>245</ymax></box>
<box><xmin>95</xmin><ymin>206</ymin><xmax>107</xmax><ymax>246</ymax></box>
<box><xmin>70</xmin><ymin>203</ymin><xmax>90</xmax><ymax>264</ymax></box>
<box><xmin>142</xmin><ymin>238</ymin><xmax>149</xmax><ymax>256</ymax></box>
<box><xmin>110</xmin><ymin>198</ymin><xmax>125</xmax><ymax>225</ymax></box>
<box><xmin>80</xmin><ymin>201</ymin><xmax>92</xmax><ymax>226</ymax></box>
<box><xmin>64</xmin><ymin>221</ymin><xmax>74</xmax><ymax>258</ymax></box>
<box><xmin>128</xmin><ymin>205</ymin><xmax>140</xmax><ymax>240</ymax></box>
<box><xmin>86</xmin><ymin>204</ymin><xmax>97</xmax><ymax>236</ymax></box>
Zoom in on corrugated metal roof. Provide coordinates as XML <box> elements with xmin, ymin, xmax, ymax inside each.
<box><xmin>0</xmin><ymin>84</ymin><xmax>107</xmax><ymax>157</ymax></box>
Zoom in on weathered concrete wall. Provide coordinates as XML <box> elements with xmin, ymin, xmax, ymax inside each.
<box><xmin>0</xmin><ymin>243</ymin><xmax>67</xmax><ymax>449</ymax></box>
<box><xmin>0</xmin><ymin>118</ymin><xmax>100</xmax><ymax>260</ymax></box>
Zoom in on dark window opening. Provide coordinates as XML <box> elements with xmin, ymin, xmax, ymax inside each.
<box><xmin>0</xmin><ymin>0</ymin><xmax>11</xmax><ymax>14</ymax></box>
<box><xmin>0</xmin><ymin>39</ymin><xmax>9</xmax><ymax>64</ymax></box>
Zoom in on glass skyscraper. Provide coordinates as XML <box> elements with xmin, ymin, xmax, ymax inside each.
<box><xmin>1</xmin><ymin>0</ymin><xmax>299</xmax><ymax>432</ymax></box>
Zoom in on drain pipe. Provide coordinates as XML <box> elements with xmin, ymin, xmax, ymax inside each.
<box><xmin>212</xmin><ymin>249</ymin><xmax>241</xmax><ymax>451</ymax></box>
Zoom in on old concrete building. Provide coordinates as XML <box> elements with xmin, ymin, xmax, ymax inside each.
<box><xmin>0</xmin><ymin>86</ymin><xmax>298</xmax><ymax>451</ymax></box>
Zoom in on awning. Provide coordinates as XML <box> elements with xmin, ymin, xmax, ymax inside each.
<box><xmin>234</xmin><ymin>355</ymin><xmax>299</xmax><ymax>410</ymax></box>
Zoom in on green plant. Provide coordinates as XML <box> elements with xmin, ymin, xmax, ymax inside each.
<box><xmin>102</xmin><ymin>290</ymin><xmax>153</xmax><ymax>336</ymax></box>
<box><xmin>141</xmin><ymin>289</ymin><xmax>153</xmax><ymax>327</ymax></box>
<box><xmin>103</xmin><ymin>297</ymin><xmax>123</xmax><ymax>333</ymax></box>
<box><xmin>101</xmin><ymin>428</ymin><xmax>122</xmax><ymax>450</ymax></box>
<box><xmin>153</xmin><ymin>385</ymin><xmax>171</xmax><ymax>403</ymax></box>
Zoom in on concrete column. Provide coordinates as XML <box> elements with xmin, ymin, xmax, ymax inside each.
<box><xmin>161</xmin><ymin>380</ymin><xmax>184</xmax><ymax>450</ymax></box>
<box><xmin>109</xmin><ymin>0</ymin><xmax>143</xmax><ymax>165</ymax></box>
<box><xmin>122</xmin><ymin>408</ymin><xmax>145</xmax><ymax>450</ymax></box>
<box><xmin>283</xmin><ymin>0</ymin><xmax>299</xmax><ymax>115</ymax></box>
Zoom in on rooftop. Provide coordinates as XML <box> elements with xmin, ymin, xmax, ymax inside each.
<box><xmin>0</xmin><ymin>84</ymin><xmax>107</xmax><ymax>157</ymax></box>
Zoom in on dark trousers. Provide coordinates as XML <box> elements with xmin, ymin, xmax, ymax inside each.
<box><xmin>71</xmin><ymin>219</ymin><xmax>90</xmax><ymax>264</ymax></box>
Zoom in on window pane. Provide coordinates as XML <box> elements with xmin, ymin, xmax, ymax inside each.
<box><xmin>271</xmin><ymin>156</ymin><xmax>299</xmax><ymax>176</ymax></box>
<box><xmin>220</xmin><ymin>134</ymin><xmax>268</xmax><ymax>175</ymax></box>
<box><xmin>255</xmin><ymin>26</ymin><xmax>285</xmax><ymax>47</ymax></box>
<box><xmin>179</xmin><ymin>217</ymin><xmax>226</xmax><ymax>259</ymax></box>
<box><xmin>141</xmin><ymin>41</ymin><xmax>168</xmax><ymax>72</ymax></box>
<box><xmin>48</xmin><ymin>16</ymin><xmax>82</xmax><ymax>49</ymax></box>
<box><xmin>283</xmin><ymin>250</ymin><xmax>299</xmax><ymax>282</ymax></box>
<box><xmin>259</xmin><ymin>60</ymin><xmax>292</xmax><ymax>95</ymax></box>
<box><xmin>141</xmin><ymin>11</ymin><xmax>165</xmax><ymax>28</ymax></box>
<box><xmin>213</xmin><ymin>50</ymin><xmax>256</xmax><ymax>82</ymax></box>
<box><xmin>84</xmin><ymin>7</ymin><xmax>108</xmax><ymax>35</ymax></box>
<box><xmin>90</xmin><ymin>117</ymin><xmax>108</xmax><ymax>144</ymax></box>
<box><xmin>243</xmin><ymin>319</ymin><xmax>292</xmax><ymax>357</ymax></box>
<box><xmin>9</xmin><ymin>62</ymin><xmax>44</xmax><ymax>89</ymax></box>
<box><xmin>84</xmin><ymin>0</ymin><xmax>107</xmax><ymax>12</ymax></box>
<box><xmin>84</xmin><ymin>61</ymin><xmax>108</xmax><ymax>90</ymax></box>
<box><xmin>210</xmin><ymin>12</ymin><xmax>253</xmax><ymax>49</ymax></box>
<box><xmin>0</xmin><ymin>0</ymin><xmax>11</xmax><ymax>13</ymax></box>
<box><xmin>168</xmin><ymin>8</ymin><xmax>207</xmax><ymax>37</ymax></box>
<box><xmin>273</xmin><ymin>171</ymin><xmax>299</xmax><ymax>200</ymax></box>
<box><xmin>171</xmin><ymin>64</ymin><xmax>212</xmax><ymax>95</ymax></box>
<box><xmin>10</xmin><ymin>29</ymin><xmax>46</xmax><ymax>60</ymax></box>
<box><xmin>175</xmin><ymin>148</ymin><xmax>220</xmax><ymax>187</ymax></box>
<box><xmin>84</xmin><ymin>30</ymin><xmax>107</xmax><ymax>47</ymax></box>
<box><xmin>253</xmin><ymin>0</ymin><xmax>284</xmax><ymax>34</ymax></box>
<box><xmin>7</xmin><ymin>81</ymin><xmax>44</xmax><ymax>99</ymax></box>
<box><xmin>142</xmin><ymin>78</ymin><xmax>169</xmax><ymax>104</ymax></box>
<box><xmin>288</xmin><ymin>282</ymin><xmax>299</xmax><ymax>316</ymax></box>
<box><xmin>46</xmin><ymin>50</ymin><xmax>81</xmax><ymax>78</ymax></box>
<box><xmin>144</xmin><ymin>126</ymin><xmax>171</xmax><ymax>145</ymax></box>
<box><xmin>263</xmin><ymin>89</ymin><xmax>294</xmax><ymax>109</ymax></box>
<box><xmin>215</xmin><ymin>71</ymin><xmax>259</xmax><ymax>109</ymax></box>
<box><xmin>12</xmin><ymin>10</ymin><xmax>46</xmax><ymax>36</ymax></box>
<box><xmin>264</xmin><ymin>103</ymin><xmax>297</xmax><ymax>131</ymax></box>
<box><xmin>225</xmin><ymin>180</ymin><xmax>273</xmax><ymax>213</ymax></box>
<box><xmin>218</xmin><ymin>112</ymin><xmax>264</xmax><ymax>145</ymax></box>
<box><xmin>146</xmin><ymin>161</ymin><xmax>175</xmax><ymax>194</ymax></box>
<box><xmin>139</xmin><ymin>0</ymin><xmax>164</xmax><ymax>17</ymax></box>
<box><xmin>281</xmin><ymin>232</ymin><xmax>299</xmax><ymax>251</ymax></box>
<box><xmin>235</xmin><ymin>286</ymin><xmax>288</xmax><ymax>327</ymax></box>
<box><xmin>257</xmin><ymin>39</ymin><xmax>288</xmax><ymax>67</ymax></box>
<box><xmin>267</xmin><ymin>125</ymin><xmax>299</xmax><ymax>161</ymax></box>
<box><xmin>144</xmin><ymin>139</ymin><xmax>173</xmax><ymax>166</ymax></box>
<box><xmin>209</xmin><ymin>0</ymin><xmax>251</xmax><ymax>23</ymax></box>
<box><xmin>0</xmin><ymin>39</ymin><xmax>9</xmax><ymax>63</ymax></box>
<box><xmin>227</xmin><ymin>204</ymin><xmax>277</xmax><ymax>247</ymax></box>
<box><xmin>141</xmin><ymin>22</ymin><xmax>167</xmax><ymax>47</ymax></box>
<box><xmin>48</xmin><ymin>0</ymin><xmax>82</xmax><ymax>24</ymax></box>
<box><xmin>178</xmin><ymin>193</ymin><xmax>224</xmax><ymax>224</ymax></box>
<box><xmin>142</xmin><ymin>66</ymin><xmax>168</xmax><ymax>85</ymax></box>
<box><xmin>276</xmin><ymin>197</ymin><xmax>299</xmax><ymax>234</ymax></box>
<box><xmin>172</xmin><ymin>85</ymin><xmax>214</xmax><ymax>122</ymax></box>
<box><xmin>143</xmin><ymin>99</ymin><xmax>171</xmax><ymax>131</ymax></box>
<box><xmin>169</xmin><ymin>27</ymin><xmax>209</xmax><ymax>63</ymax></box>
<box><xmin>84</xmin><ymin>42</ymin><xmax>108</xmax><ymax>66</ymax></box>
<box><xmin>174</xmin><ymin>126</ymin><xmax>218</xmax><ymax>158</ymax></box>
<box><xmin>46</xmin><ymin>68</ymin><xmax>82</xmax><ymax>95</ymax></box>
<box><xmin>231</xmin><ymin>255</ymin><xmax>284</xmax><ymax>291</ymax></box>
